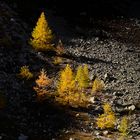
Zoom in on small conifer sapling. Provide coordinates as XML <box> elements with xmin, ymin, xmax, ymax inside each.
<box><xmin>96</xmin><ymin>103</ymin><xmax>116</xmax><ymax>129</ymax></box>
<box><xmin>57</xmin><ymin>64</ymin><xmax>74</xmax><ymax>94</ymax></box>
<box><xmin>75</xmin><ymin>65</ymin><xmax>89</xmax><ymax>89</ymax></box>
<box><xmin>19</xmin><ymin>66</ymin><xmax>33</xmax><ymax>80</ymax></box>
<box><xmin>34</xmin><ymin>69</ymin><xmax>52</xmax><ymax>101</ymax></box>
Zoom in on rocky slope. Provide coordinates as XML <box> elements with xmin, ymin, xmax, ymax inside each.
<box><xmin>0</xmin><ymin>1</ymin><xmax>140</xmax><ymax>140</ymax></box>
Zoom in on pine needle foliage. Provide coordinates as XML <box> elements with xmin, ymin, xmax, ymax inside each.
<box><xmin>75</xmin><ymin>65</ymin><xmax>89</xmax><ymax>89</ymax></box>
<box><xmin>56</xmin><ymin>64</ymin><xmax>89</xmax><ymax>107</ymax></box>
<box><xmin>34</xmin><ymin>69</ymin><xmax>52</xmax><ymax>101</ymax></box>
<box><xmin>30</xmin><ymin>12</ymin><xmax>54</xmax><ymax>51</ymax></box>
<box><xmin>55</xmin><ymin>39</ymin><xmax>65</xmax><ymax>55</ymax></box>
<box><xmin>103</xmin><ymin>103</ymin><xmax>113</xmax><ymax>114</ymax></box>
<box><xmin>92</xmin><ymin>78</ymin><xmax>105</xmax><ymax>93</ymax></box>
<box><xmin>56</xmin><ymin>91</ymin><xmax>89</xmax><ymax>108</ymax></box>
<box><xmin>35</xmin><ymin>69</ymin><xmax>52</xmax><ymax>88</ymax></box>
<box><xmin>96</xmin><ymin>103</ymin><xmax>116</xmax><ymax>129</ymax></box>
<box><xmin>119</xmin><ymin>116</ymin><xmax>128</xmax><ymax>136</ymax></box>
<box><xmin>53</xmin><ymin>57</ymin><xmax>63</xmax><ymax>65</ymax></box>
<box><xmin>83</xmin><ymin>64</ymin><xmax>89</xmax><ymax>79</ymax></box>
<box><xmin>57</xmin><ymin>64</ymin><xmax>74</xmax><ymax>94</ymax></box>
<box><xmin>75</xmin><ymin>65</ymin><xmax>82</xmax><ymax>85</ymax></box>
<box><xmin>19</xmin><ymin>66</ymin><xmax>33</xmax><ymax>80</ymax></box>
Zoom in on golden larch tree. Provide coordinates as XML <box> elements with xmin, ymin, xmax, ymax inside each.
<box><xmin>75</xmin><ymin>65</ymin><xmax>89</xmax><ymax>89</ymax></box>
<box><xmin>35</xmin><ymin>69</ymin><xmax>52</xmax><ymax>88</ymax></box>
<box><xmin>92</xmin><ymin>78</ymin><xmax>105</xmax><ymax>93</ymax></box>
<box><xmin>30</xmin><ymin>12</ymin><xmax>54</xmax><ymax>51</ymax></box>
<box><xmin>56</xmin><ymin>64</ymin><xmax>89</xmax><ymax>107</ymax></box>
<box><xmin>119</xmin><ymin>116</ymin><xmax>128</xmax><ymax>136</ymax></box>
<box><xmin>34</xmin><ymin>69</ymin><xmax>52</xmax><ymax>101</ymax></box>
<box><xmin>55</xmin><ymin>39</ymin><xmax>65</xmax><ymax>55</ymax></box>
<box><xmin>57</xmin><ymin>64</ymin><xmax>75</xmax><ymax>94</ymax></box>
<box><xmin>19</xmin><ymin>66</ymin><xmax>33</xmax><ymax>80</ymax></box>
<box><xmin>96</xmin><ymin>103</ymin><xmax>116</xmax><ymax>129</ymax></box>
<box><xmin>83</xmin><ymin>64</ymin><xmax>89</xmax><ymax>86</ymax></box>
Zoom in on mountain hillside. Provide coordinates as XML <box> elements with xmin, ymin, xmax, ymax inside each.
<box><xmin>0</xmin><ymin>1</ymin><xmax>140</xmax><ymax>140</ymax></box>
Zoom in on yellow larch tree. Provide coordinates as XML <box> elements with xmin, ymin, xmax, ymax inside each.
<box><xmin>119</xmin><ymin>116</ymin><xmax>128</xmax><ymax>136</ymax></box>
<box><xmin>19</xmin><ymin>66</ymin><xmax>33</xmax><ymax>80</ymax></box>
<box><xmin>96</xmin><ymin>103</ymin><xmax>116</xmax><ymax>129</ymax></box>
<box><xmin>55</xmin><ymin>39</ymin><xmax>65</xmax><ymax>55</ymax></box>
<box><xmin>57</xmin><ymin>64</ymin><xmax>75</xmax><ymax>94</ymax></box>
<box><xmin>75</xmin><ymin>65</ymin><xmax>89</xmax><ymax>89</ymax></box>
<box><xmin>34</xmin><ymin>69</ymin><xmax>52</xmax><ymax>101</ymax></box>
<box><xmin>83</xmin><ymin>64</ymin><xmax>89</xmax><ymax>86</ymax></box>
<box><xmin>92</xmin><ymin>78</ymin><xmax>105</xmax><ymax>93</ymax></box>
<box><xmin>35</xmin><ymin>69</ymin><xmax>52</xmax><ymax>88</ymax></box>
<box><xmin>30</xmin><ymin>12</ymin><xmax>54</xmax><ymax>51</ymax></box>
<box><xmin>56</xmin><ymin>64</ymin><xmax>90</xmax><ymax>107</ymax></box>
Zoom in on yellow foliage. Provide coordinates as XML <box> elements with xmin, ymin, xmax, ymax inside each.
<box><xmin>75</xmin><ymin>65</ymin><xmax>82</xmax><ymax>84</ymax></box>
<box><xmin>75</xmin><ymin>65</ymin><xmax>89</xmax><ymax>89</ymax></box>
<box><xmin>92</xmin><ymin>78</ymin><xmax>105</xmax><ymax>93</ymax></box>
<box><xmin>96</xmin><ymin>103</ymin><xmax>116</xmax><ymax>129</ymax></box>
<box><xmin>55</xmin><ymin>39</ymin><xmax>65</xmax><ymax>55</ymax></box>
<box><xmin>19</xmin><ymin>66</ymin><xmax>33</xmax><ymax>80</ymax></box>
<box><xmin>30</xmin><ymin>12</ymin><xmax>54</xmax><ymax>51</ymax></box>
<box><xmin>53</xmin><ymin>57</ymin><xmax>63</xmax><ymax>65</ymax></box>
<box><xmin>83</xmin><ymin>64</ymin><xmax>89</xmax><ymax>80</ymax></box>
<box><xmin>34</xmin><ymin>69</ymin><xmax>52</xmax><ymax>101</ymax></box>
<box><xmin>103</xmin><ymin>103</ymin><xmax>113</xmax><ymax>114</ymax></box>
<box><xmin>35</xmin><ymin>69</ymin><xmax>52</xmax><ymax>88</ymax></box>
<box><xmin>57</xmin><ymin>64</ymin><xmax>74</xmax><ymax>94</ymax></box>
<box><xmin>56</xmin><ymin>64</ymin><xmax>90</xmax><ymax>107</ymax></box>
<box><xmin>117</xmin><ymin>136</ymin><xmax>127</xmax><ymax>140</ymax></box>
<box><xmin>119</xmin><ymin>116</ymin><xmax>128</xmax><ymax>136</ymax></box>
<box><xmin>56</xmin><ymin>91</ymin><xmax>89</xmax><ymax>108</ymax></box>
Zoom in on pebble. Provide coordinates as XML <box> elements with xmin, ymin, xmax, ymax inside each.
<box><xmin>95</xmin><ymin>131</ymin><xmax>100</xmax><ymax>136</ymax></box>
<box><xmin>128</xmin><ymin>105</ymin><xmax>135</xmax><ymax>111</ymax></box>
<box><xmin>95</xmin><ymin>37</ymin><xmax>99</xmax><ymax>41</ymax></box>
<box><xmin>76</xmin><ymin>113</ymin><xmax>80</xmax><ymax>117</ymax></box>
<box><xmin>103</xmin><ymin>130</ymin><xmax>108</xmax><ymax>136</ymax></box>
<box><xmin>135</xmin><ymin>102</ymin><xmax>140</xmax><ymax>109</ymax></box>
<box><xmin>113</xmin><ymin>91</ymin><xmax>123</xmax><ymax>96</ymax></box>
<box><xmin>69</xmin><ymin>138</ymin><xmax>74</xmax><ymax>140</ymax></box>
<box><xmin>89</xmin><ymin>97</ymin><xmax>95</xmax><ymax>104</ymax></box>
<box><xmin>10</xmin><ymin>18</ymin><xmax>15</xmax><ymax>22</ymax></box>
<box><xmin>18</xmin><ymin>134</ymin><xmax>28</xmax><ymax>140</ymax></box>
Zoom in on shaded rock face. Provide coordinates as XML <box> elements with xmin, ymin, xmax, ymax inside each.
<box><xmin>56</xmin><ymin>0</ymin><xmax>140</xmax><ymax>17</ymax></box>
<box><xmin>4</xmin><ymin>0</ymin><xmax>140</xmax><ymax>24</ymax></box>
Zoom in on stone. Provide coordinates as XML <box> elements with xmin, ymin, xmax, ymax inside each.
<box><xmin>18</xmin><ymin>134</ymin><xmax>28</xmax><ymax>140</ymax></box>
<box><xmin>95</xmin><ymin>37</ymin><xmax>99</xmax><ymax>41</ymax></box>
<box><xmin>76</xmin><ymin>113</ymin><xmax>80</xmax><ymax>117</ymax></box>
<box><xmin>69</xmin><ymin>138</ymin><xmax>74</xmax><ymax>140</ymax></box>
<box><xmin>113</xmin><ymin>91</ymin><xmax>124</xmax><ymax>96</ymax></box>
<box><xmin>104</xmin><ymin>73</ymin><xmax>116</xmax><ymax>82</ymax></box>
<box><xmin>115</xmin><ymin>106</ymin><xmax>125</xmax><ymax>113</ymax></box>
<box><xmin>135</xmin><ymin>101</ymin><xmax>140</xmax><ymax>109</ymax></box>
<box><xmin>10</xmin><ymin>18</ymin><xmax>15</xmax><ymax>22</ymax></box>
<box><xmin>128</xmin><ymin>105</ymin><xmax>135</xmax><ymax>111</ymax></box>
<box><xmin>103</xmin><ymin>130</ymin><xmax>108</xmax><ymax>136</ymax></box>
<box><xmin>89</xmin><ymin>97</ymin><xmax>95</xmax><ymax>104</ymax></box>
<box><xmin>95</xmin><ymin>131</ymin><xmax>100</xmax><ymax>136</ymax></box>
